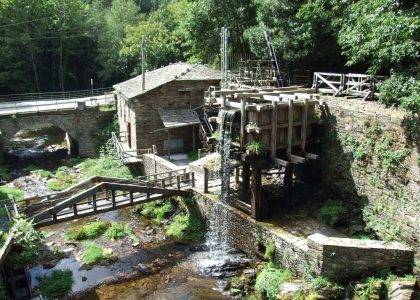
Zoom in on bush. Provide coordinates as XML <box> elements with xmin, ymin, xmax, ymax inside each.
<box><xmin>104</xmin><ymin>223</ymin><xmax>128</xmax><ymax>240</ymax></box>
<box><xmin>81</xmin><ymin>242</ymin><xmax>108</xmax><ymax>264</ymax></box>
<box><xmin>379</xmin><ymin>72</ymin><xmax>419</xmax><ymax>114</ymax></box>
<box><xmin>7</xmin><ymin>218</ymin><xmax>44</xmax><ymax>269</ymax></box>
<box><xmin>0</xmin><ymin>166</ymin><xmax>11</xmax><ymax>181</ymax></box>
<box><xmin>38</xmin><ymin>269</ymin><xmax>73</xmax><ymax>298</ymax></box>
<box><xmin>165</xmin><ymin>211</ymin><xmax>205</xmax><ymax>242</ymax></box>
<box><xmin>316</xmin><ymin>200</ymin><xmax>349</xmax><ymax>227</ymax></box>
<box><xmin>264</xmin><ymin>239</ymin><xmax>276</xmax><ymax>264</ymax></box>
<box><xmin>65</xmin><ymin>221</ymin><xmax>111</xmax><ymax>240</ymax></box>
<box><xmin>47</xmin><ymin>167</ymin><xmax>79</xmax><ymax>191</ymax></box>
<box><xmin>246</xmin><ymin>141</ymin><xmax>266</xmax><ymax>156</ymax></box>
<box><xmin>77</xmin><ymin>155</ymin><xmax>133</xmax><ymax>179</ymax></box>
<box><xmin>139</xmin><ymin>199</ymin><xmax>175</xmax><ymax>222</ymax></box>
<box><xmin>255</xmin><ymin>266</ymin><xmax>293</xmax><ymax>300</ymax></box>
<box><xmin>0</xmin><ymin>186</ymin><xmax>23</xmax><ymax>201</ymax></box>
<box><xmin>33</xmin><ymin>169</ymin><xmax>52</xmax><ymax>179</ymax></box>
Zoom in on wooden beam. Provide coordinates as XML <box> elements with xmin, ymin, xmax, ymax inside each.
<box><xmin>240</xmin><ymin>98</ymin><xmax>246</xmax><ymax>150</ymax></box>
<box><xmin>301</xmin><ymin>98</ymin><xmax>308</xmax><ymax>152</ymax></box>
<box><xmin>287</xmin><ymin>99</ymin><xmax>293</xmax><ymax>157</ymax></box>
<box><xmin>306</xmin><ymin>152</ymin><xmax>319</xmax><ymax>160</ymax></box>
<box><xmin>273</xmin><ymin>158</ymin><xmax>289</xmax><ymax>167</ymax></box>
<box><xmin>251</xmin><ymin>166</ymin><xmax>262</xmax><ymax>219</ymax></box>
<box><xmin>290</xmin><ymin>154</ymin><xmax>306</xmax><ymax>164</ymax></box>
<box><xmin>270</xmin><ymin>100</ymin><xmax>277</xmax><ymax>159</ymax></box>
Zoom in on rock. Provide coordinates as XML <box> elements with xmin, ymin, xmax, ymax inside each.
<box><xmin>82</xmin><ymin>276</ymin><xmax>87</xmax><ymax>282</ymax></box>
<box><xmin>103</xmin><ymin>248</ymin><xmax>113</xmax><ymax>256</ymax></box>
<box><xmin>136</xmin><ymin>263</ymin><xmax>151</xmax><ymax>275</ymax></box>
<box><xmin>278</xmin><ymin>280</ymin><xmax>310</xmax><ymax>299</ymax></box>
<box><xmin>42</xmin><ymin>259</ymin><xmax>59</xmax><ymax>269</ymax></box>
<box><xmin>388</xmin><ymin>280</ymin><xmax>416</xmax><ymax>300</ymax></box>
<box><xmin>62</xmin><ymin>248</ymin><xmax>74</xmax><ymax>257</ymax></box>
<box><xmin>108</xmin><ymin>255</ymin><xmax>119</xmax><ymax>263</ymax></box>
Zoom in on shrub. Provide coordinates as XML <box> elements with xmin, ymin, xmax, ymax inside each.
<box><xmin>246</xmin><ymin>141</ymin><xmax>266</xmax><ymax>156</ymax></box>
<box><xmin>139</xmin><ymin>200</ymin><xmax>175</xmax><ymax>222</ymax></box>
<box><xmin>264</xmin><ymin>239</ymin><xmax>276</xmax><ymax>264</ymax></box>
<box><xmin>165</xmin><ymin>211</ymin><xmax>205</xmax><ymax>242</ymax></box>
<box><xmin>7</xmin><ymin>218</ymin><xmax>44</xmax><ymax>269</ymax></box>
<box><xmin>255</xmin><ymin>266</ymin><xmax>293</xmax><ymax>300</ymax></box>
<box><xmin>0</xmin><ymin>186</ymin><xmax>23</xmax><ymax>201</ymax></box>
<box><xmin>77</xmin><ymin>155</ymin><xmax>133</xmax><ymax>179</ymax></box>
<box><xmin>0</xmin><ymin>166</ymin><xmax>11</xmax><ymax>181</ymax></box>
<box><xmin>81</xmin><ymin>242</ymin><xmax>108</xmax><ymax>264</ymax></box>
<box><xmin>33</xmin><ymin>169</ymin><xmax>52</xmax><ymax>179</ymax></box>
<box><xmin>38</xmin><ymin>269</ymin><xmax>73</xmax><ymax>299</ymax></box>
<box><xmin>104</xmin><ymin>223</ymin><xmax>128</xmax><ymax>240</ymax></box>
<box><xmin>316</xmin><ymin>200</ymin><xmax>349</xmax><ymax>227</ymax></box>
<box><xmin>65</xmin><ymin>221</ymin><xmax>111</xmax><ymax>240</ymax></box>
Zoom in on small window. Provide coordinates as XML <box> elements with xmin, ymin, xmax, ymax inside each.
<box><xmin>178</xmin><ymin>88</ymin><xmax>192</xmax><ymax>96</ymax></box>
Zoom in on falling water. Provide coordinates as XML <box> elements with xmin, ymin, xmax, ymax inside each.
<box><xmin>219</xmin><ymin>110</ymin><xmax>236</xmax><ymax>204</ymax></box>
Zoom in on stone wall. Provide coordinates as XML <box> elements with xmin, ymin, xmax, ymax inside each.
<box><xmin>194</xmin><ymin>192</ymin><xmax>313</xmax><ymax>276</ymax></box>
<box><xmin>194</xmin><ymin>193</ymin><xmax>414</xmax><ymax>281</ymax></box>
<box><xmin>142</xmin><ymin>153</ymin><xmax>183</xmax><ymax>177</ymax></box>
<box><xmin>0</xmin><ymin>106</ymin><xmax>113</xmax><ymax>157</ymax></box>
<box><xmin>320</xmin><ymin>96</ymin><xmax>419</xmax><ymax>272</ymax></box>
<box><xmin>308</xmin><ymin>233</ymin><xmax>414</xmax><ymax>281</ymax></box>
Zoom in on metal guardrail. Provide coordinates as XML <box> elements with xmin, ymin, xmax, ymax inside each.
<box><xmin>0</xmin><ymin>87</ymin><xmax>113</xmax><ymax>103</ymax></box>
<box><xmin>109</xmin><ymin>132</ymin><xmax>153</xmax><ymax>166</ymax></box>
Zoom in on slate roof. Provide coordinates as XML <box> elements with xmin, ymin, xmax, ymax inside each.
<box><xmin>113</xmin><ymin>63</ymin><xmax>221</xmax><ymax>100</ymax></box>
<box><xmin>158</xmin><ymin>109</ymin><xmax>200</xmax><ymax>129</ymax></box>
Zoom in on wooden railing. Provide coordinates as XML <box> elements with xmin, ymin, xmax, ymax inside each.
<box><xmin>312</xmin><ymin>72</ymin><xmax>385</xmax><ymax>100</ymax></box>
<box><xmin>109</xmin><ymin>132</ymin><xmax>153</xmax><ymax>165</ymax></box>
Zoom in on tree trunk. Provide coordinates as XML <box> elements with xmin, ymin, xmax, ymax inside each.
<box><xmin>30</xmin><ymin>48</ymin><xmax>40</xmax><ymax>93</ymax></box>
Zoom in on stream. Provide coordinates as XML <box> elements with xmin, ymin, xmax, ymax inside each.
<box><xmin>3</xmin><ymin>127</ymin><xmax>256</xmax><ymax>299</ymax></box>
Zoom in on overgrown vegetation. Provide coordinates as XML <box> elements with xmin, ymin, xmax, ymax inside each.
<box><xmin>81</xmin><ymin>242</ymin><xmax>110</xmax><ymax>265</ymax></box>
<box><xmin>254</xmin><ymin>265</ymin><xmax>293</xmax><ymax>300</ymax></box>
<box><xmin>138</xmin><ymin>199</ymin><xmax>175</xmax><ymax>222</ymax></box>
<box><xmin>104</xmin><ymin>223</ymin><xmax>129</xmax><ymax>240</ymax></box>
<box><xmin>0</xmin><ymin>186</ymin><xmax>23</xmax><ymax>201</ymax></box>
<box><xmin>165</xmin><ymin>212</ymin><xmax>205</xmax><ymax>242</ymax></box>
<box><xmin>7</xmin><ymin>218</ymin><xmax>44</xmax><ymax>269</ymax></box>
<box><xmin>263</xmin><ymin>239</ymin><xmax>276</xmax><ymax>264</ymax></box>
<box><xmin>77</xmin><ymin>154</ymin><xmax>133</xmax><ymax>179</ymax></box>
<box><xmin>0</xmin><ymin>166</ymin><xmax>11</xmax><ymax>181</ymax></box>
<box><xmin>47</xmin><ymin>166</ymin><xmax>79</xmax><ymax>191</ymax></box>
<box><xmin>246</xmin><ymin>141</ymin><xmax>266</xmax><ymax>156</ymax></box>
<box><xmin>38</xmin><ymin>269</ymin><xmax>73</xmax><ymax>299</ymax></box>
<box><xmin>65</xmin><ymin>221</ymin><xmax>111</xmax><ymax>240</ymax></box>
<box><xmin>316</xmin><ymin>199</ymin><xmax>349</xmax><ymax>227</ymax></box>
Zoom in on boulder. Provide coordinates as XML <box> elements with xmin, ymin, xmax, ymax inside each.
<box><xmin>388</xmin><ymin>280</ymin><xmax>416</xmax><ymax>300</ymax></box>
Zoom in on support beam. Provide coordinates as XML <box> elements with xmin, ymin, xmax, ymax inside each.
<box><xmin>283</xmin><ymin>165</ymin><xmax>294</xmax><ymax>207</ymax></box>
<box><xmin>251</xmin><ymin>166</ymin><xmax>262</xmax><ymax>219</ymax></box>
<box><xmin>270</xmin><ymin>100</ymin><xmax>278</xmax><ymax>159</ymax></box>
<box><xmin>301</xmin><ymin>98</ymin><xmax>308</xmax><ymax>152</ymax></box>
<box><xmin>287</xmin><ymin>99</ymin><xmax>294</xmax><ymax>157</ymax></box>
<box><xmin>240</xmin><ymin>98</ymin><xmax>246</xmax><ymax>150</ymax></box>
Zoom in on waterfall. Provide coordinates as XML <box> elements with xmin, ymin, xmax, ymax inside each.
<box><xmin>218</xmin><ymin>110</ymin><xmax>236</xmax><ymax>204</ymax></box>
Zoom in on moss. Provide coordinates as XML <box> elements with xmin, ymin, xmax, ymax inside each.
<box><xmin>165</xmin><ymin>210</ymin><xmax>205</xmax><ymax>242</ymax></box>
<box><xmin>65</xmin><ymin>221</ymin><xmax>111</xmax><ymax>240</ymax></box>
<box><xmin>138</xmin><ymin>199</ymin><xmax>175</xmax><ymax>222</ymax></box>
<box><xmin>255</xmin><ymin>265</ymin><xmax>293</xmax><ymax>300</ymax></box>
<box><xmin>39</xmin><ymin>269</ymin><xmax>73</xmax><ymax>299</ymax></box>
<box><xmin>81</xmin><ymin>242</ymin><xmax>109</xmax><ymax>265</ymax></box>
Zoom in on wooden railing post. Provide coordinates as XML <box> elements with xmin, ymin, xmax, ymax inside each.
<box><xmin>129</xmin><ymin>191</ymin><xmax>134</xmax><ymax>204</ymax></box>
<box><xmin>111</xmin><ymin>190</ymin><xmax>116</xmax><ymax>207</ymax></box>
<box><xmin>92</xmin><ymin>194</ymin><xmax>97</xmax><ymax>212</ymax></box>
<box><xmin>73</xmin><ymin>204</ymin><xmax>78</xmax><ymax>216</ymax></box>
<box><xmin>191</xmin><ymin>172</ymin><xmax>195</xmax><ymax>188</ymax></box>
<box><xmin>176</xmin><ymin>175</ymin><xmax>181</xmax><ymax>190</ymax></box>
<box><xmin>203</xmin><ymin>167</ymin><xmax>209</xmax><ymax>193</ymax></box>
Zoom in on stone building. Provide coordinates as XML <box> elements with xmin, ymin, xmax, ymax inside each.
<box><xmin>113</xmin><ymin>63</ymin><xmax>221</xmax><ymax>155</ymax></box>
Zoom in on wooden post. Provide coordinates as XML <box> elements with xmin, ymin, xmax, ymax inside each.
<box><xmin>129</xmin><ymin>191</ymin><xmax>134</xmax><ymax>204</ymax></box>
<box><xmin>235</xmin><ymin>167</ymin><xmax>240</xmax><ymax>184</ymax></box>
<box><xmin>73</xmin><ymin>204</ymin><xmax>78</xmax><ymax>216</ymax></box>
<box><xmin>92</xmin><ymin>194</ymin><xmax>97</xmax><ymax>212</ymax></box>
<box><xmin>111</xmin><ymin>190</ymin><xmax>116</xmax><ymax>207</ymax></box>
<box><xmin>161</xmin><ymin>178</ymin><xmax>165</xmax><ymax>188</ymax></box>
<box><xmin>287</xmin><ymin>98</ymin><xmax>294</xmax><ymax>157</ymax></box>
<box><xmin>192</xmin><ymin>125</ymin><xmax>196</xmax><ymax>152</ymax></box>
<box><xmin>240</xmin><ymin>98</ymin><xmax>246</xmax><ymax>150</ymax></box>
<box><xmin>301</xmin><ymin>98</ymin><xmax>308</xmax><ymax>152</ymax></box>
<box><xmin>191</xmin><ymin>172</ymin><xmax>195</xmax><ymax>188</ymax></box>
<box><xmin>271</xmin><ymin>100</ymin><xmax>278</xmax><ymax>159</ymax></box>
<box><xmin>283</xmin><ymin>165</ymin><xmax>294</xmax><ymax>207</ymax></box>
<box><xmin>203</xmin><ymin>167</ymin><xmax>209</xmax><ymax>193</ymax></box>
<box><xmin>242</xmin><ymin>163</ymin><xmax>250</xmax><ymax>190</ymax></box>
<box><xmin>176</xmin><ymin>175</ymin><xmax>181</xmax><ymax>190</ymax></box>
<box><xmin>251</xmin><ymin>166</ymin><xmax>262</xmax><ymax>219</ymax></box>
<box><xmin>53</xmin><ymin>213</ymin><xmax>57</xmax><ymax>222</ymax></box>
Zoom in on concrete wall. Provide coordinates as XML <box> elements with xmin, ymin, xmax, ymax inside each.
<box><xmin>320</xmin><ymin>97</ymin><xmax>420</xmax><ymax>272</ymax></box>
<box><xmin>117</xmin><ymin>80</ymin><xmax>219</xmax><ymax>153</ymax></box>
<box><xmin>0</xmin><ymin>107</ymin><xmax>113</xmax><ymax>157</ymax></box>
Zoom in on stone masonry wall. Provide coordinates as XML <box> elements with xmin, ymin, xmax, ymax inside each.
<box><xmin>320</xmin><ymin>96</ymin><xmax>420</xmax><ymax>272</ymax></box>
<box><xmin>142</xmin><ymin>153</ymin><xmax>183</xmax><ymax>177</ymax></box>
<box><xmin>0</xmin><ymin>106</ymin><xmax>113</xmax><ymax>157</ymax></box>
<box><xmin>194</xmin><ymin>192</ymin><xmax>313</xmax><ymax>276</ymax></box>
<box><xmin>308</xmin><ymin>233</ymin><xmax>414</xmax><ymax>281</ymax></box>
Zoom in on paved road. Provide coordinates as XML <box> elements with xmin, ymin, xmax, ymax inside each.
<box><xmin>0</xmin><ymin>94</ymin><xmax>114</xmax><ymax>116</ymax></box>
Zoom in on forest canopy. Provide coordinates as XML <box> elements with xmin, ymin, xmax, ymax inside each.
<box><xmin>0</xmin><ymin>0</ymin><xmax>418</xmax><ymax>112</ymax></box>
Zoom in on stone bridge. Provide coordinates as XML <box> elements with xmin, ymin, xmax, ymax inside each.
<box><xmin>0</xmin><ymin>89</ymin><xmax>115</xmax><ymax>157</ymax></box>
<box><xmin>0</xmin><ymin>106</ymin><xmax>113</xmax><ymax>157</ymax></box>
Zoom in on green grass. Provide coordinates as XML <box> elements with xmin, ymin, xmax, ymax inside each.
<box><xmin>139</xmin><ymin>199</ymin><xmax>175</xmax><ymax>222</ymax></box>
<box><xmin>255</xmin><ymin>265</ymin><xmax>293</xmax><ymax>300</ymax></box>
<box><xmin>104</xmin><ymin>223</ymin><xmax>128</xmax><ymax>240</ymax></box>
<box><xmin>39</xmin><ymin>269</ymin><xmax>73</xmax><ymax>298</ymax></box>
<box><xmin>316</xmin><ymin>199</ymin><xmax>349</xmax><ymax>227</ymax></box>
<box><xmin>81</xmin><ymin>242</ymin><xmax>109</xmax><ymax>265</ymax></box>
<box><xmin>0</xmin><ymin>186</ymin><xmax>24</xmax><ymax>201</ymax></box>
<box><xmin>47</xmin><ymin>166</ymin><xmax>79</xmax><ymax>191</ymax></box>
<box><xmin>0</xmin><ymin>165</ymin><xmax>11</xmax><ymax>181</ymax></box>
<box><xmin>65</xmin><ymin>221</ymin><xmax>111</xmax><ymax>240</ymax></box>
<box><xmin>76</xmin><ymin>155</ymin><xmax>133</xmax><ymax>179</ymax></box>
<box><xmin>165</xmin><ymin>210</ymin><xmax>205</xmax><ymax>242</ymax></box>
<box><xmin>32</xmin><ymin>169</ymin><xmax>52</xmax><ymax>178</ymax></box>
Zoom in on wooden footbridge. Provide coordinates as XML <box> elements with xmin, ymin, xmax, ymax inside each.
<box><xmin>12</xmin><ymin>169</ymin><xmax>195</xmax><ymax>228</ymax></box>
